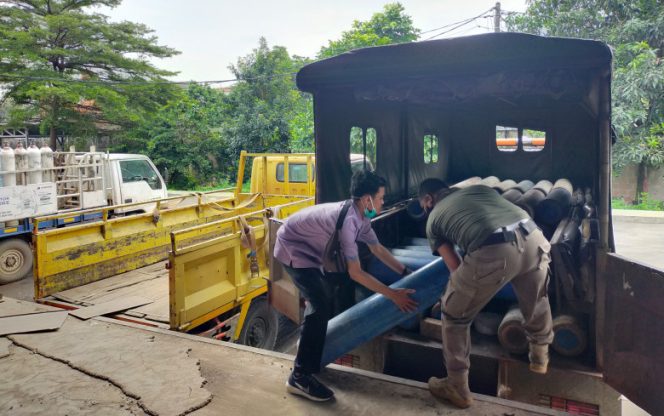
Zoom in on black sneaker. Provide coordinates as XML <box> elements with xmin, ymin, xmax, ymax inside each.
<box><xmin>286</xmin><ymin>373</ymin><xmax>334</xmax><ymax>402</ymax></box>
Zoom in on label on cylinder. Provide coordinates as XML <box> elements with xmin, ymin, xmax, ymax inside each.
<box><xmin>0</xmin><ymin>182</ymin><xmax>57</xmax><ymax>221</ymax></box>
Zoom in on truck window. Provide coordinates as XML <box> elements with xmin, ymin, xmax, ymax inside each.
<box><xmin>276</xmin><ymin>163</ymin><xmax>312</xmax><ymax>183</ymax></box>
<box><xmin>120</xmin><ymin>159</ymin><xmax>162</xmax><ymax>190</ymax></box>
<box><xmin>496</xmin><ymin>125</ymin><xmax>546</xmax><ymax>152</ymax></box>
<box><xmin>350</xmin><ymin>126</ymin><xmax>377</xmax><ymax>167</ymax></box>
<box><xmin>496</xmin><ymin>125</ymin><xmax>519</xmax><ymax>152</ymax></box>
<box><xmin>423</xmin><ymin>134</ymin><xmax>439</xmax><ymax>164</ymax></box>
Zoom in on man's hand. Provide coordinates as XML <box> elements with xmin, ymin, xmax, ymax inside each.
<box><xmin>389</xmin><ymin>288</ymin><xmax>418</xmax><ymax>312</ymax></box>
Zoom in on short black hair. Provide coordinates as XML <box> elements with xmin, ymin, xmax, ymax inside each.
<box><xmin>351</xmin><ymin>170</ymin><xmax>387</xmax><ymax>198</ymax></box>
<box><xmin>418</xmin><ymin>178</ymin><xmax>448</xmax><ymax>198</ymax></box>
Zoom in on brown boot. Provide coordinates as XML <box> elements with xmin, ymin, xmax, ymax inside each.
<box><xmin>428</xmin><ymin>376</ymin><xmax>473</xmax><ymax>409</ymax></box>
<box><xmin>529</xmin><ymin>343</ymin><xmax>549</xmax><ymax>374</ymax></box>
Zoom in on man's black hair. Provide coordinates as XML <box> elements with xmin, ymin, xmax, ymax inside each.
<box><xmin>418</xmin><ymin>178</ymin><xmax>449</xmax><ymax>198</ymax></box>
<box><xmin>350</xmin><ymin>170</ymin><xmax>387</xmax><ymax>198</ymax></box>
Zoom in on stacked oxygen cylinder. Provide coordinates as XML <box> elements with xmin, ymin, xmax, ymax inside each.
<box><xmin>322</xmin><ymin>176</ymin><xmax>596</xmax><ymax>366</ymax></box>
<box><xmin>0</xmin><ymin>140</ymin><xmax>56</xmax><ymax>227</ymax></box>
<box><xmin>0</xmin><ymin>140</ymin><xmax>55</xmax><ymax>188</ymax></box>
<box><xmin>451</xmin><ymin>175</ymin><xmax>596</xmax><ymax>358</ymax></box>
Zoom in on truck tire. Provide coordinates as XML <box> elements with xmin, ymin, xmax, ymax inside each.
<box><xmin>238</xmin><ymin>297</ymin><xmax>279</xmax><ymax>350</ymax></box>
<box><xmin>0</xmin><ymin>239</ymin><xmax>33</xmax><ymax>284</ymax></box>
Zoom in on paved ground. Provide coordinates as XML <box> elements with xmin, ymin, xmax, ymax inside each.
<box><xmin>0</xmin><ymin>299</ymin><xmax>564</xmax><ymax>416</ymax></box>
<box><xmin>612</xmin><ymin>211</ymin><xmax>664</xmax><ymax>270</ymax></box>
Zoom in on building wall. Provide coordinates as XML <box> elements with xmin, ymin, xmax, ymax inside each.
<box><xmin>612</xmin><ymin>164</ymin><xmax>664</xmax><ymax>203</ymax></box>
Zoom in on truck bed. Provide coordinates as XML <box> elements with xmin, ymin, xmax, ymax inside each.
<box><xmin>43</xmin><ymin>262</ymin><xmax>170</xmax><ymax>326</ymax></box>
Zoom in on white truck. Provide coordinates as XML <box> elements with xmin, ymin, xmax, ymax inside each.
<box><xmin>0</xmin><ymin>133</ymin><xmax>167</xmax><ymax>284</ymax></box>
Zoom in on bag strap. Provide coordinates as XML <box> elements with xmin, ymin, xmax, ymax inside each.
<box><xmin>335</xmin><ymin>200</ymin><xmax>353</xmax><ymax>231</ymax></box>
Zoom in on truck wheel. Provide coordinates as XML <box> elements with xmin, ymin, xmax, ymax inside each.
<box><xmin>0</xmin><ymin>239</ymin><xmax>33</xmax><ymax>284</ymax></box>
<box><xmin>238</xmin><ymin>298</ymin><xmax>279</xmax><ymax>350</ymax></box>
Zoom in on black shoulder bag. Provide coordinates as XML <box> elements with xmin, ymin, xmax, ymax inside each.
<box><xmin>322</xmin><ymin>200</ymin><xmax>353</xmax><ymax>274</ymax></box>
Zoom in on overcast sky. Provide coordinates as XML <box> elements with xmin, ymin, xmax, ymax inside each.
<box><xmin>101</xmin><ymin>1</ymin><xmax>528</xmax><ymax>83</ymax></box>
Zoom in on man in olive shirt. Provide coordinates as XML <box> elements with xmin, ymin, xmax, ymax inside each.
<box><xmin>418</xmin><ymin>178</ymin><xmax>553</xmax><ymax>408</ymax></box>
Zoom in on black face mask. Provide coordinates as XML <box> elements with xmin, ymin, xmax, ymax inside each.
<box><xmin>406</xmin><ymin>198</ymin><xmax>428</xmax><ymax>222</ymax></box>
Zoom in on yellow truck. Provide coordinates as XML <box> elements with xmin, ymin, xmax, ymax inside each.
<box><xmin>32</xmin><ymin>152</ymin><xmax>316</xmax><ymax>349</ymax></box>
<box><xmin>243</xmin><ymin>150</ymin><xmax>373</xmax><ymax>196</ymax></box>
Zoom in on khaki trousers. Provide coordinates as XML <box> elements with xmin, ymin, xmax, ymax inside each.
<box><xmin>441</xmin><ymin>228</ymin><xmax>554</xmax><ymax>378</ymax></box>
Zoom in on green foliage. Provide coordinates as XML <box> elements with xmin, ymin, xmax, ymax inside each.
<box><xmin>0</xmin><ymin>0</ymin><xmax>180</xmax><ymax>147</ymax></box>
<box><xmin>506</xmin><ymin>1</ymin><xmax>664</xmax><ymax>202</ymax></box>
<box><xmin>318</xmin><ymin>3</ymin><xmax>419</xmax><ymax>59</ymax></box>
<box><xmin>349</xmin><ymin>127</ymin><xmax>377</xmax><ymax>165</ymax></box>
<box><xmin>506</xmin><ymin>1</ymin><xmax>664</xmax><ymax>170</ymax></box>
<box><xmin>221</xmin><ymin>38</ymin><xmax>309</xmax><ymax>177</ymax></box>
<box><xmin>612</xmin><ymin>193</ymin><xmax>664</xmax><ymax>211</ymax></box>
<box><xmin>126</xmin><ymin>84</ymin><xmax>228</xmax><ymax>189</ymax></box>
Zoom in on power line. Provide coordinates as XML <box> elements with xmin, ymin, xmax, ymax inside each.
<box><xmin>0</xmin><ymin>71</ymin><xmax>299</xmax><ymax>86</ymax></box>
<box><xmin>419</xmin><ymin>8</ymin><xmax>493</xmax><ymax>35</ymax></box>
<box><xmin>424</xmin><ymin>8</ymin><xmax>495</xmax><ymax>41</ymax></box>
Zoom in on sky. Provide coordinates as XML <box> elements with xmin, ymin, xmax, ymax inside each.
<box><xmin>100</xmin><ymin>1</ymin><xmax>528</xmax><ymax>83</ymax></box>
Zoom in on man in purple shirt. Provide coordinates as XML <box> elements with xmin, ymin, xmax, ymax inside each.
<box><xmin>276</xmin><ymin>170</ymin><xmax>418</xmax><ymax>402</ymax></box>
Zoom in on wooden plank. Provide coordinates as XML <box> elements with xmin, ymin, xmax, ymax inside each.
<box><xmin>0</xmin><ymin>298</ymin><xmax>60</xmax><ymax>317</ymax></box>
<box><xmin>420</xmin><ymin>317</ymin><xmax>443</xmax><ymax>341</ymax></box>
<box><xmin>53</xmin><ymin>269</ymin><xmax>160</xmax><ymax>304</ymax></box>
<box><xmin>69</xmin><ymin>296</ymin><xmax>153</xmax><ymax>320</ymax></box>
<box><xmin>0</xmin><ymin>311</ymin><xmax>68</xmax><ymax>336</ymax></box>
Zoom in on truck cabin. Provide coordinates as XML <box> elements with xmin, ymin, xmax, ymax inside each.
<box><xmin>247</xmin><ymin>153</ymin><xmax>374</xmax><ymax>196</ymax></box>
<box><xmin>297</xmin><ymin>33</ymin><xmax>664</xmax><ymax>415</ymax></box>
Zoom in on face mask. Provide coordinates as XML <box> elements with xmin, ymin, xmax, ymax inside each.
<box><xmin>364</xmin><ymin>197</ymin><xmax>377</xmax><ymax>219</ymax></box>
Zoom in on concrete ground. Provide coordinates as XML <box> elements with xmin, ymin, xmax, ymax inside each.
<box><xmin>0</xmin><ymin>298</ymin><xmax>564</xmax><ymax>416</ymax></box>
<box><xmin>612</xmin><ymin>210</ymin><xmax>664</xmax><ymax>270</ymax></box>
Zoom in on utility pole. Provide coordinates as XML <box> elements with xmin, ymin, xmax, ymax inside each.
<box><xmin>494</xmin><ymin>2</ymin><xmax>501</xmax><ymax>33</ymax></box>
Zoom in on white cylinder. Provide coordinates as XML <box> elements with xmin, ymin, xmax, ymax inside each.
<box><xmin>14</xmin><ymin>142</ymin><xmax>28</xmax><ymax>186</ymax></box>
<box><xmin>40</xmin><ymin>143</ymin><xmax>54</xmax><ymax>183</ymax></box>
<box><xmin>1</xmin><ymin>143</ymin><xmax>16</xmax><ymax>187</ymax></box>
<box><xmin>27</xmin><ymin>143</ymin><xmax>42</xmax><ymax>184</ymax></box>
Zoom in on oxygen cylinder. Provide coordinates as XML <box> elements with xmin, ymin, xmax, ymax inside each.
<box><xmin>498</xmin><ymin>307</ymin><xmax>528</xmax><ymax>354</ymax></box>
<box><xmin>502</xmin><ymin>188</ymin><xmax>523</xmax><ymax>203</ymax></box>
<box><xmin>14</xmin><ymin>142</ymin><xmax>28</xmax><ymax>186</ymax></box>
<box><xmin>536</xmin><ymin>178</ymin><xmax>573</xmax><ymax>226</ymax></box>
<box><xmin>1</xmin><ymin>142</ymin><xmax>16</xmax><ymax>187</ymax></box>
<box><xmin>40</xmin><ymin>143</ymin><xmax>54</xmax><ymax>183</ymax></box>
<box><xmin>479</xmin><ymin>176</ymin><xmax>500</xmax><ymax>188</ymax></box>
<box><xmin>494</xmin><ymin>179</ymin><xmax>517</xmax><ymax>193</ymax></box>
<box><xmin>27</xmin><ymin>143</ymin><xmax>42</xmax><ymax>184</ymax></box>
<box><xmin>451</xmin><ymin>176</ymin><xmax>482</xmax><ymax>189</ymax></box>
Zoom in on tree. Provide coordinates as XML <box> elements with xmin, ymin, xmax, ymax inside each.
<box><xmin>318</xmin><ymin>3</ymin><xmax>420</xmax><ymax>59</ymax></box>
<box><xmin>506</xmin><ymin>0</ymin><xmax>664</xmax><ymax>203</ymax></box>
<box><xmin>134</xmin><ymin>84</ymin><xmax>228</xmax><ymax>189</ymax></box>
<box><xmin>221</xmin><ymin>38</ymin><xmax>305</xmax><ymax>177</ymax></box>
<box><xmin>0</xmin><ymin>0</ymin><xmax>180</xmax><ymax>149</ymax></box>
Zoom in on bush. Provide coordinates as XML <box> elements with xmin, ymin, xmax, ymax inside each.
<box><xmin>612</xmin><ymin>192</ymin><xmax>664</xmax><ymax>211</ymax></box>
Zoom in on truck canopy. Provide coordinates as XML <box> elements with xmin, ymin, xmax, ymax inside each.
<box><xmin>297</xmin><ymin>33</ymin><xmax>664</xmax><ymax>415</ymax></box>
<box><xmin>297</xmin><ymin>32</ymin><xmax>612</xmax><ymax>206</ymax></box>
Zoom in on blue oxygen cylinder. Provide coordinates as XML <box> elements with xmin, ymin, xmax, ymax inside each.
<box><xmin>321</xmin><ymin>258</ymin><xmax>449</xmax><ymax>367</ymax></box>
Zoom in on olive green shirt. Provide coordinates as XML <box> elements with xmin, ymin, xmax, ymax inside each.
<box><xmin>426</xmin><ymin>185</ymin><xmax>528</xmax><ymax>254</ymax></box>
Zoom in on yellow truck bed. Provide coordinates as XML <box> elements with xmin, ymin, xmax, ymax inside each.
<box><xmin>44</xmin><ymin>262</ymin><xmax>170</xmax><ymax>325</ymax></box>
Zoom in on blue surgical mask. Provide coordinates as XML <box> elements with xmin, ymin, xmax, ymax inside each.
<box><xmin>364</xmin><ymin>197</ymin><xmax>377</xmax><ymax>219</ymax></box>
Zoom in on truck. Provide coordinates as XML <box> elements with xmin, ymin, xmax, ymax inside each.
<box><xmin>244</xmin><ymin>151</ymin><xmax>373</xmax><ymax>196</ymax></box>
<box><xmin>262</xmin><ymin>33</ymin><xmax>661</xmax><ymax>415</ymax></box>
<box><xmin>0</xmin><ymin>128</ymin><xmax>168</xmax><ymax>284</ymax></box>
<box><xmin>30</xmin><ymin>152</ymin><xmax>334</xmax><ymax>350</ymax></box>
<box><xmin>26</xmin><ymin>33</ymin><xmax>664</xmax><ymax>414</ymax></box>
